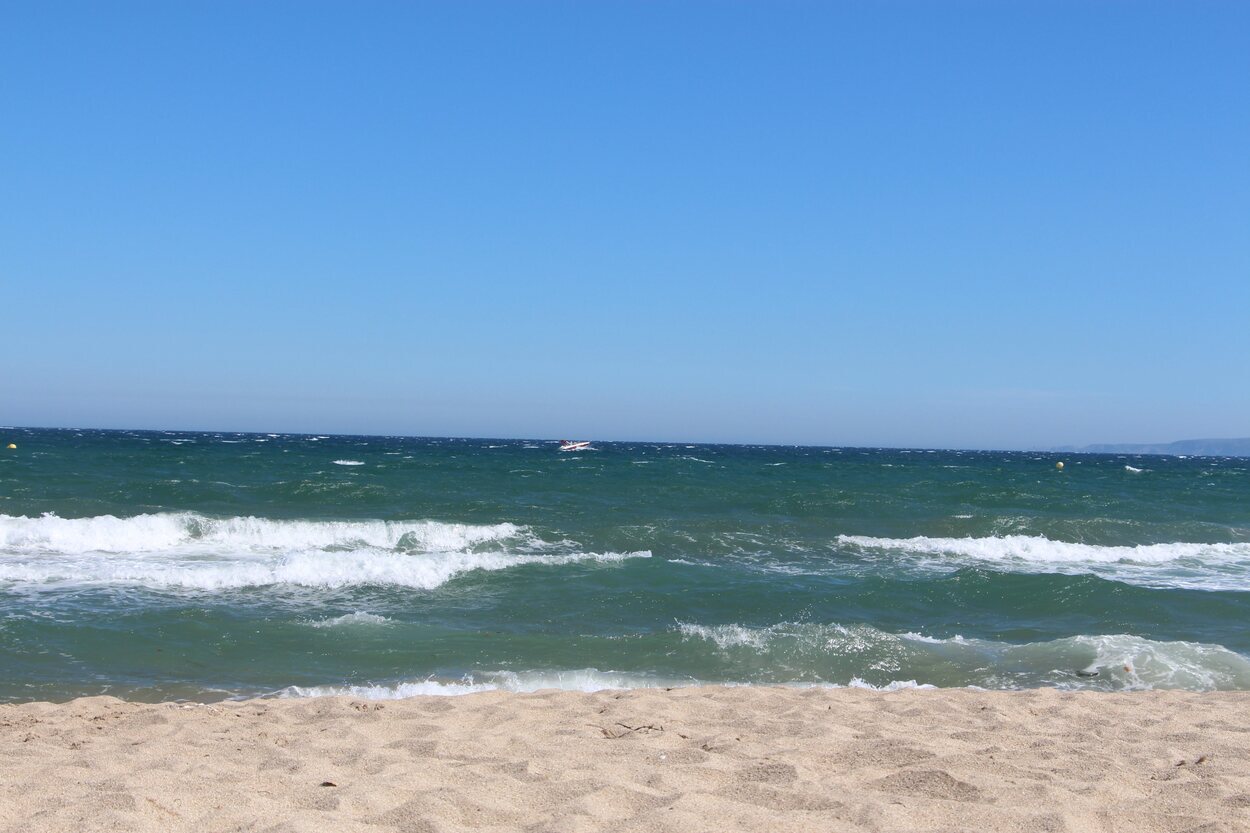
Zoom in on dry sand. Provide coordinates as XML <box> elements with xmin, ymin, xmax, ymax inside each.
<box><xmin>1</xmin><ymin>687</ymin><xmax>1248</xmax><ymax>832</ymax></box>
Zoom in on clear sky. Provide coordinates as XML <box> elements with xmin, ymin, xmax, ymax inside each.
<box><xmin>2</xmin><ymin>1</ymin><xmax>1247</xmax><ymax>449</ymax></box>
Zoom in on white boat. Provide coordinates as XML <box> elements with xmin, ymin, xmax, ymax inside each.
<box><xmin>559</xmin><ymin>440</ymin><xmax>591</xmax><ymax>452</ymax></box>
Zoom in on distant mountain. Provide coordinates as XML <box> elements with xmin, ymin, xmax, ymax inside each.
<box><xmin>1052</xmin><ymin>438</ymin><xmax>1250</xmax><ymax>457</ymax></box>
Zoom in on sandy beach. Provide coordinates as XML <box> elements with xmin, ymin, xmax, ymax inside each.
<box><xmin>2</xmin><ymin>687</ymin><xmax>1248</xmax><ymax>832</ymax></box>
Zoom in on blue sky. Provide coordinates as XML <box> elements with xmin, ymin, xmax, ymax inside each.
<box><xmin>2</xmin><ymin>1</ymin><xmax>1247</xmax><ymax>448</ymax></box>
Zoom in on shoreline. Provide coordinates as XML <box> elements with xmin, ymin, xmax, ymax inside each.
<box><xmin>4</xmin><ymin>686</ymin><xmax>1248</xmax><ymax>832</ymax></box>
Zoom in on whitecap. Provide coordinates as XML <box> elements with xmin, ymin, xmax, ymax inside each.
<box><xmin>276</xmin><ymin>669</ymin><xmax>679</xmax><ymax>699</ymax></box>
<box><xmin>0</xmin><ymin>545</ymin><xmax>649</xmax><ymax>591</ymax></box>
<box><xmin>677</xmin><ymin>622</ymin><xmax>1250</xmax><ymax>691</ymax></box>
<box><xmin>837</xmin><ymin>533</ymin><xmax>1250</xmax><ymax>591</ymax></box>
<box><xmin>305</xmin><ymin>612</ymin><xmax>393</xmax><ymax>628</ymax></box>
<box><xmin>0</xmin><ymin>512</ymin><xmax>649</xmax><ymax>592</ymax></box>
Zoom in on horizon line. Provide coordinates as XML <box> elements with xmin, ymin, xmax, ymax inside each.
<box><xmin>4</xmin><ymin>423</ymin><xmax>1245</xmax><ymax>458</ymax></box>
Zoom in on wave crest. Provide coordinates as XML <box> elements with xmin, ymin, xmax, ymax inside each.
<box><xmin>275</xmin><ymin>669</ymin><xmax>931</xmax><ymax>699</ymax></box>
<box><xmin>837</xmin><ymin>534</ymin><xmax>1250</xmax><ymax>591</ymax></box>
<box><xmin>277</xmin><ymin>669</ymin><xmax>674</xmax><ymax>698</ymax></box>
<box><xmin>0</xmin><ymin>513</ymin><xmax>648</xmax><ymax>591</ymax></box>
<box><xmin>677</xmin><ymin>621</ymin><xmax>1250</xmax><ymax>691</ymax></box>
<box><xmin>839</xmin><ymin>533</ymin><xmax>1250</xmax><ymax>565</ymax></box>
<box><xmin>0</xmin><ymin>512</ymin><xmax>528</xmax><ymax>555</ymax></box>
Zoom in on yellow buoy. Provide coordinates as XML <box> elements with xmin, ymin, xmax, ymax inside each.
<box><xmin>1056</xmin><ymin>461</ymin><xmax>1064</xmax><ymax>470</ymax></box>
<box><xmin>5</xmin><ymin>443</ymin><xmax>14</xmax><ymax>450</ymax></box>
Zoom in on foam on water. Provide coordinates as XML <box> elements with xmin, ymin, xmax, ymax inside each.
<box><xmin>0</xmin><ymin>513</ymin><xmax>649</xmax><ymax>591</ymax></box>
<box><xmin>0</xmin><ymin>546</ymin><xmax>649</xmax><ymax>591</ymax></box>
<box><xmin>277</xmin><ymin>669</ymin><xmax>678</xmax><ymax>698</ymax></box>
<box><xmin>4</xmin><ymin>433</ymin><xmax>1249</xmax><ymax>700</ymax></box>
<box><xmin>838</xmin><ymin>534</ymin><xmax>1250</xmax><ymax>591</ymax></box>
<box><xmin>305</xmin><ymin>612</ymin><xmax>393</xmax><ymax>628</ymax></box>
<box><xmin>677</xmin><ymin>621</ymin><xmax>1250</xmax><ymax>691</ymax></box>
<box><xmin>0</xmin><ymin>513</ymin><xmax>528</xmax><ymax>554</ymax></box>
<box><xmin>839</xmin><ymin>534</ymin><xmax>1250</xmax><ymax>565</ymax></box>
<box><xmin>274</xmin><ymin>669</ymin><xmax>931</xmax><ymax>699</ymax></box>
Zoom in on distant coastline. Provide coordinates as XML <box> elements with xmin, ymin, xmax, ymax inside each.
<box><xmin>1052</xmin><ymin>438</ymin><xmax>1250</xmax><ymax>457</ymax></box>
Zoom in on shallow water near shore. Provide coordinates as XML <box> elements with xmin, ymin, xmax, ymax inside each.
<box><xmin>2</xmin><ymin>427</ymin><xmax>1248</xmax><ymax>701</ymax></box>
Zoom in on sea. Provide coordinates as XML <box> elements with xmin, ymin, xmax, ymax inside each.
<box><xmin>2</xmin><ymin>427</ymin><xmax>1249</xmax><ymax>702</ymax></box>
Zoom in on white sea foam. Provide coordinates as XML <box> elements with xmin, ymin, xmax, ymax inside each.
<box><xmin>1063</xmin><ymin>634</ymin><xmax>1250</xmax><ymax>690</ymax></box>
<box><xmin>678</xmin><ymin>622</ymin><xmax>911</xmax><ymax>665</ymax></box>
<box><xmin>839</xmin><ymin>534</ymin><xmax>1250</xmax><ymax>565</ymax></box>
<box><xmin>0</xmin><ymin>545</ymin><xmax>650</xmax><ymax>590</ymax></box>
<box><xmin>0</xmin><ymin>513</ymin><xmax>649</xmax><ymax>591</ymax></box>
<box><xmin>274</xmin><ymin>668</ymin><xmax>931</xmax><ymax>699</ymax></box>
<box><xmin>837</xmin><ymin>534</ymin><xmax>1250</xmax><ymax>591</ymax></box>
<box><xmin>678</xmin><ymin>622</ymin><xmax>776</xmax><ymax>651</ymax></box>
<box><xmin>332</xmin><ymin>460</ymin><xmax>365</xmax><ymax>466</ymax></box>
<box><xmin>845</xmin><ymin>678</ymin><xmax>934</xmax><ymax>691</ymax></box>
<box><xmin>277</xmin><ymin>669</ymin><xmax>677</xmax><ymax>699</ymax></box>
<box><xmin>0</xmin><ymin>546</ymin><xmax>648</xmax><ymax>591</ymax></box>
<box><xmin>676</xmin><ymin>622</ymin><xmax>1250</xmax><ymax>691</ymax></box>
<box><xmin>0</xmin><ymin>513</ymin><xmax>528</xmax><ymax>554</ymax></box>
<box><xmin>281</xmin><ymin>679</ymin><xmax>497</xmax><ymax>698</ymax></box>
<box><xmin>1125</xmin><ymin>465</ymin><xmax>1144</xmax><ymax>473</ymax></box>
<box><xmin>305</xmin><ymin>612</ymin><xmax>393</xmax><ymax>628</ymax></box>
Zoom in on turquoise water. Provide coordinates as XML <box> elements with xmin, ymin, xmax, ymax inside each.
<box><xmin>2</xmin><ymin>427</ymin><xmax>1249</xmax><ymax>702</ymax></box>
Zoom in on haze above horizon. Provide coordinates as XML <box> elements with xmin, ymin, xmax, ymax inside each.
<box><xmin>3</xmin><ymin>2</ymin><xmax>1247</xmax><ymax>449</ymax></box>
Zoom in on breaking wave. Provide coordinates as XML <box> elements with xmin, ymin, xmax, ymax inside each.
<box><xmin>277</xmin><ymin>669</ymin><xmax>677</xmax><ymax>698</ymax></box>
<box><xmin>275</xmin><ymin>668</ymin><xmax>931</xmax><ymax>699</ymax></box>
<box><xmin>272</xmin><ymin>621</ymin><xmax>1250</xmax><ymax>698</ymax></box>
<box><xmin>0</xmin><ymin>512</ymin><xmax>529</xmax><ymax>554</ymax></box>
<box><xmin>838</xmin><ymin>534</ymin><xmax>1250</xmax><ymax>591</ymax></box>
<box><xmin>304</xmin><ymin>612</ymin><xmax>393</xmax><ymax>628</ymax></box>
<box><xmin>676</xmin><ymin>622</ymin><xmax>1250</xmax><ymax>691</ymax></box>
<box><xmin>0</xmin><ymin>513</ymin><xmax>648</xmax><ymax>591</ymax></box>
<box><xmin>0</xmin><ymin>547</ymin><xmax>648</xmax><ymax>591</ymax></box>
